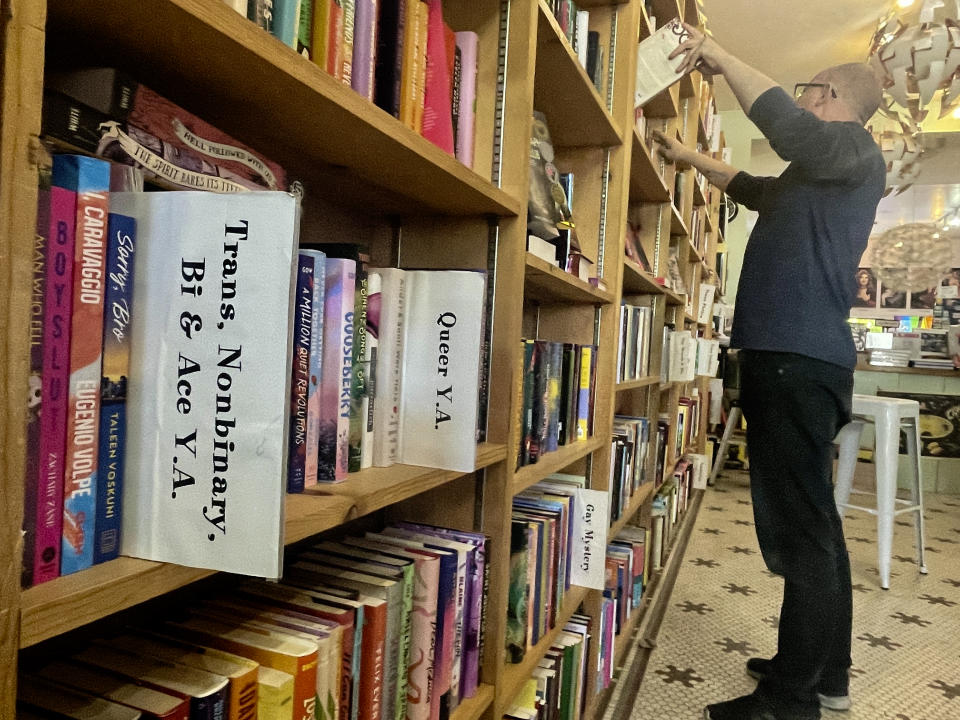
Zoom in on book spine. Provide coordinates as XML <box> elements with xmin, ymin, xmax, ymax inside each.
<box><xmin>453</xmin><ymin>32</ymin><xmax>478</xmax><ymax>169</ymax></box>
<box><xmin>297</xmin><ymin>0</ymin><xmax>313</xmax><ymax>57</ymax></box>
<box><xmin>406</xmin><ymin>556</ymin><xmax>438</xmax><ymax>720</ymax></box>
<box><xmin>450</xmin><ymin>37</ymin><xmax>462</xmax><ymax>156</ymax></box>
<box><xmin>352</xmin><ymin>0</ymin><xmax>379</xmax><ymax>100</ymax></box>
<box><xmin>348</xmin><ymin>266</ymin><xmax>368</xmax><ymax>473</ymax></box>
<box><xmin>319</xmin><ymin>259</ymin><xmax>357</xmax><ymax>482</ymax></box>
<box><xmin>327</xmin><ymin>0</ymin><xmax>345</xmax><ymax>79</ymax></box>
<box><xmin>247</xmin><ymin>0</ymin><xmax>275</xmax><ymax>31</ymax></box>
<box><xmin>23</xmin><ymin>175</ymin><xmax>50</xmax><ymax>587</ymax></box>
<box><xmin>93</xmin><ymin>213</ymin><xmax>136</xmax><ymax>564</ymax></box>
<box><xmin>545</xmin><ymin>343</ymin><xmax>561</xmax><ymax>453</ymax></box>
<box><xmin>357</xmin><ymin>602</ymin><xmax>386</xmax><ymax>720</ymax></box>
<box><xmin>576</xmin><ymin>346</ymin><xmax>592</xmax><ymax>441</ymax></box>
<box><xmin>372</xmin><ymin>269</ymin><xmax>405</xmax><ymax>467</ymax></box>
<box><xmin>259</xmin><ymin>671</ymin><xmax>296</xmax><ymax>720</ymax></box>
<box><xmin>373</xmin><ymin>0</ymin><xmax>402</xmax><ymax>115</ymax></box>
<box><xmin>341</xmin><ymin>0</ymin><xmax>356</xmax><ymax>86</ymax></box>
<box><xmin>272</xmin><ymin>0</ymin><xmax>300</xmax><ymax>47</ymax></box>
<box><xmin>34</xmin><ymin>184</ymin><xmax>78</xmax><ymax>585</ymax></box>
<box><xmin>59</xmin><ymin>156</ymin><xmax>110</xmax><ymax>576</ymax></box>
<box><xmin>413</xmin><ymin>0</ymin><xmax>428</xmax><ymax>134</ymax></box>
<box><xmin>288</xmin><ymin>254</ymin><xmax>314</xmax><ymax>492</ymax></box>
<box><xmin>313</xmin><ymin>0</ymin><xmax>331</xmax><ymax>72</ymax></box>
<box><xmin>305</xmin><ymin>251</ymin><xmax>326</xmax><ymax>488</ymax></box>
<box><xmin>421</xmin><ymin>0</ymin><xmax>454</xmax><ymax>154</ymax></box>
<box><xmin>399</xmin><ymin>0</ymin><xmax>420</xmax><ymax>128</ymax></box>
<box><xmin>361</xmin><ymin>272</ymin><xmax>379</xmax><ymax>469</ymax></box>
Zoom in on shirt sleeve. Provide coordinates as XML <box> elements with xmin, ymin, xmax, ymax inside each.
<box><xmin>748</xmin><ymin>87</ymin><xmax>866</xmax><ymax>183</ymax></box>
<box><xmin>725</xmin><ymin>171</ymin><xmax>777</xmax><ymax>212</ymax></box>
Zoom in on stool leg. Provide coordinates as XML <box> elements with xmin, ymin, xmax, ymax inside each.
<box><xmin>708</xmin><ymin>406</ymin><xmax>740</xmax><ymax>486</ymax></box>
<box><xmin>834</xmin><ymin>421</ymin><xmax>865</xmax><ymax>513</ymax></box>
<box><xmin>904</xmin><ymin>417</ymin><xmax>928</xmax><ymax>575</ymax></box>
<box><xmin>874</xmin><ymin>412</ymin><xmax>899</xmax><ymax>590</ymax></box>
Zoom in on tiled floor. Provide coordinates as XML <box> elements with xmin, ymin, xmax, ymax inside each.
<box><xmin>619</xmin><ymin>469</ymin><xmax>960</xmax><ymax>720</ymax></box>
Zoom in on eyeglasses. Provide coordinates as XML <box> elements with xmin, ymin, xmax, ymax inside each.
<box><xmin>794</xmin><ymin>82</ymin><xmax>838</xmax><ymax>100</ymax></box>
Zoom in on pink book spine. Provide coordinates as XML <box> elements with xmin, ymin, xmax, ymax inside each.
<box><xmin>421</xmin><ymin>0</ymin><xmax>454</xmax><ymax>154</ymax></box>
<box><xmin>406</xmin><ymin>553</ymin><xmax>439</xmax><ymax>720</ymax></box>
<box><xmin>33</xmin><ymin>187</ymin><xmax>78</xmax><ymax>584</ymax></box>
<box><xmin>453</xmin><ymin>31</ymin><xmax>478</xmax><ymax>169</ymax></box>
<box><xmin>351</xmin><ymin>0</ymin><xmax>379</xmax><ymax>100</ymax></box>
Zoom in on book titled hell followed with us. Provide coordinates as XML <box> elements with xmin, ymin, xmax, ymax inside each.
<box><xmin>111</xmin><ymin>191</ymin><xmax>298</xmax><ymax>578</ymax></box>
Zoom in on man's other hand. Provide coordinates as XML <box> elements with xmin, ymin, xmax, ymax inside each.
<box><xmin>669</xmin><ymin>23</ymin><xmax>728</xmax><ymax>76</ymax></box>
<box><xmin>652</xmin><ymin>130</ymin><xmax>688</xmax><ymax>165</ymax></box>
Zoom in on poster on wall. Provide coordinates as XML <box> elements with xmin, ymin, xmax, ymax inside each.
<box><xmin>877</xmin><ymin>390</ymin><xmax>960</xmax><ymax>458</ymax></box>
<box><xmin>851</xmin><ymin>267</ymin><xmax>960</xmax><ymax>320</ymax></box>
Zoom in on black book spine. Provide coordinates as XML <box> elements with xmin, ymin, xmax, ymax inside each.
<box><xmin>374</xmin><ymin>0</ymin><xmax>403</xmax><ymax>116</ymax></box>
<box><xmin>41</xmin><ymin>91</ymin><xmax>110</xmax><ymax>155</ymax></box>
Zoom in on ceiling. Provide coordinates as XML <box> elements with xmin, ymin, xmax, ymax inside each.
<box><xmin>701</xmin><ymin>0</ymin><xmax>892</xmax><ymax>111</ymax></box>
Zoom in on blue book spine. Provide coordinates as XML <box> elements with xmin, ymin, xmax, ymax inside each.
<box><xmin>272</xmin><ymin>0</ymin><xmax>300</xmax><ymax>47</ymax></box>
<box><xmin>288</xmin><ymin>253</ymin><xmax>315</xmax><ymax>492</ymax></box>
<box><xmin>93</xmin><ymin>213</ymin><xmax>136</xmax><ymax>564</ymax></box>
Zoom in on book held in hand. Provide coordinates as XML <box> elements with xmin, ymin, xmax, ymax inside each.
<box><xmin>112</xmin><ymin>191</ymin><xmax>298</xmax><ymax>578</ymax></box>
<box><xmin>635</xmin><ymin>18</ymin><xmax>692</xmax><ymax>108</ymax></box>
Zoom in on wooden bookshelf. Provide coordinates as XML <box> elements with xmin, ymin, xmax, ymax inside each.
<box><xmin>524</xmin><ymin>254</ymin><xmax>616</xmax><ymax>305</ymax></box>
<box><xmin>534</xmin><ymin>0</ymin><xmax>622</xmax><ymax>148</ymax></box>
<box><xmin>453</xmin><ymin>683</ymin><xmax>495</xmax><ymax>720</ymax></box>
<box><xmin>513</xmin><ymin>436</ymin><xmax>607</xmax><ymax>495</ymax></box>
<box><xmin>688</xmin><ymin>239</ymin><xmax>703</xmax><ymax>263</ymax></box>
<box><xmin>616</xmin><ymin>375</ymin><xmax>661</xmax><ymax>392</ymax></box>
<box><xmin>622</xmin><ymin>258</ymin><xmax>666</xmax><ymax>295</ymax></box>
<box><xmin>609</xmin><ymin>482</ymin><xmax>656</xmax><ymax>538</ymax></box>
<box><xmin>662</xmin><ymin>285</ymin><xmax>685</xmax><ymax>306</ymax></box>
<box><xmin>670</xmin><ymin>203</ymin><xmax>689</xmax><ymax>236</ymax></box>
<box><xmin>630</xmin><ymin>130</ymin><xmax>671</xmax><ymax>203</ymax></box>
<box><xmin>693</xmin><ymin>179</ymin><xmax>707</xmax><ymax>207</ymax></box>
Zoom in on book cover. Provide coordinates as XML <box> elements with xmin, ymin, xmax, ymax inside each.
<box><xmin>352</xmin><ymin>0</ymin><xmax>380</xmax><ymax>100</ymax></box>
<box><xmin>341</xmin><ymin>0</ymin><xmax>357</xmax><ymax>86</ymax></box>
<box><xmin>93</xmin><ymin>212</ymin><xmax>136</xmax><ymax>564</ymax></box>
<box><xmin>18</xmin><ymin>675</ymin><xmax>143</xmax><ymax>720</ymax></box>
<box><xmin>318</xmin><ymin>258</ymin><xmax>356</xmax><ymax>482</ymax></box>
<box><xmin>72</xmin><ymin>644</ymin><xmax>230</xmax><ymax>720</ymax></box>
<box><xmin>397</xmin><ymin>271</ymin><xmax>483</xmax><ymax>472</ymax></box>
<box><xmin>58</xmin><ymin>154</ymin><xmax>110</xmax><ymax>576</ymax></box>
<box><xmin>361</xmin><ymin>271</ymin><xmax>379</xmax><ymax>469</ymax></box>
<box><xmin>369</xmin><ymin>269</ymin><xmax>405</xmax><ymax>467</ymax></box>
<box><xmin>106</xmin><ymin>632</ymin><xmax>260</xmax><ymax>720</ymax></box>
<box><xmin>421</xmin><ymin>0</ymin><xmax>454</xmax><ymax>154</ymax></box>
<box><xmin>453</xmin><ymin>32</ymin><xmax>478</xmax><ymax>169</ymax></box>
<box><xmin>348</xmin><ymin>261</ymin><xmax>369</xmax><ymax>473</ymax></box>
<box><xmin>46</xmin><ymin>70</ymin><xmax>287</xmax><ymax>191</ymax></box>
<box><xmin>635</xmin><ymin>18</ymin><xmax>692</xmax><ymax>108</ymax></box>
<box><xmin>373</xmin><ymin>0</ymin><xmax>404</xmax><ymax>116</ymax></box>
<box><xmin>273</xmin><ymin>0</ymin><xmax>301</xmax><ymax>48</ymax></box>
<box><xmin>288</xmin><ymin>254</ymin><xmax>315</xmax><ymax>493</ymax></box>
<box><xmin>22</xmin><ymin>160</ymin><xmax>50</xmax><ymax>587</ymax></box>
<box><xmin>248</xmin><ymin>0</ymin><xmax>276</xmax><ymax>31</ymax></box>
<box><xmin>111</xmin><ymin>191</ymin><xmax>297</xmax><ymax>578</ymax></box>
<box><xmin>302</xmin><ymin>249</ymin><xmax>326</xmax><ymax>487</ymax></box>
<box><xmin>327</xmin><ymin>0</ymin><xmax>346</xmax><ymax>79</ymax></box>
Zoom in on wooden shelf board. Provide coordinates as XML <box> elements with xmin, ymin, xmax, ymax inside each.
<box><xmin>622</xmin><ymin>259</ymin><xmax>664</xmax><ymax>296</ymax></box>
<box><xmin>698</xmin><ymin>116</ymin><xmax>709</xmax><ymax>148</ymax></box>
<box><xmin>692</xmin><ymin>180</ymin><xmax>707</xmax><ymax>208</ymax></box>
<box><xmin>453</xmin><ymin>683</ymin><xmax>495</xmax><ymax>720</ymax></box>
<box><xmin>21</xmin><ymin>444</ymin><xmax>506</xmax><ymax>648</ymax></box>
<box><xmin>662</xmin><ymin>286</ymin><xmax>685</xmax><ymax>306</ymax></box>
<box><xmin>687</xmin><ymin>240</ymin><xmax>703</xmax><ymax>264</ymax></box>
<box><xmin>609</xmin><ymin>482</ymin><xmax>655</xmax><ymax>538</ymax></box>
<box><xmin>679</xmin><ymin>72</ymin><xmax>696</xmax><ymax>99</ymax></box>
<box><xmin>856</xmin><ymin>356</ymin><xmax>960</xmax><ymax>377</ymax></box>
<box><xmin>575</xmin><ymin>0</ymin><xmax>629</xmax><ymax>6</ymax></box>
<box><xmin>616</xmin><ymin>375</ymin><xmax>661</xmax><ymax>392</ymax></box>
<box><xmin>45</xmin><ymin>0</ymin><xmax>520</xmax><ymax>218</ymax></box>
<box><xmin>630</xmin><ymin>130</ymin><xmax>671</xmax><ymax>203</ymax></box>
<box><xmin>612</xmin><ymin>596</ymin><xmax>649</xmax><ymax>668</ymax></box>
<box><xmin>535</xmin><ymin>1</ymin><xmax>622</xmax><ymax>148</ymax></box>
<box><xmin>639</xmin><ymin>86</ymin><xmax>679</xmax><ymax>119</ymax></box>
<box><xmin>513</xmin><ymin>437</ymin><xmax>606</xmax><ymax>495</ymax></box>
<box><xmin>499</xmin><ymin>585</ymin><xmax>590</xmax><ymax>708</ymax></box>
<box><xmin>670</xmin><ymin>204</ymin><xmax>688</xmax><ymax>236</ymax></box>
<box><xmin>524</xmin><ymin>254</ymin><xmax>614</xmax><ymax>306</ymax></box>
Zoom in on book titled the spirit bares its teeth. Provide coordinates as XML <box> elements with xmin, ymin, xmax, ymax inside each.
<box><xmin>111</xmin><ymin>191</ymin><xmax>298</xmax><ymax>578</ymax></box>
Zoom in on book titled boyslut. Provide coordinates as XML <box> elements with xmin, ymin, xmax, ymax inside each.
<box><xmin>111</xmin><ymin>191</ymin><xmax>298</xmax><ymax>578</ymax></box>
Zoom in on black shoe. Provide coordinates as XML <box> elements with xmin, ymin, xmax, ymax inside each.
<box><xmin>703</xmin><ymin>692</ymin><xmax>818</xmax><ymax>720</ymax></box>
<box><xmin>746</xmin><ymin>658</ymin><xmax>852</xmax><ymax>712</ymax></box>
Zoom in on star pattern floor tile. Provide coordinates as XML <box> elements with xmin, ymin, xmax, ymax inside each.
<box><xmin>614</xmin><ymin>469</ymin><xmax>960</xmax><ymax>720</ymax></box>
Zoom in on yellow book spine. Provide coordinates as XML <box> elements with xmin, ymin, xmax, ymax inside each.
<box><xmin>413</xmin><ymin>0</ymin><xmax>428</xmax><ymax>133</ymax></box>
<box><xmin>259</xmin><ymin>667</ymin><xmax>295</xmax><ymax>720</ymax></box>
<box><xmin>312</xmin><ymin>0</ymin><xmax>330</xmax><ymax>73</ymax></box>
<box><xmin>399</xmin><ymin>0</ymin><xmax>421</xmax><ymax>128</ymax></box>
<box><xmin>577</xmin><ymin>346</ymin><xmax>592</xmax><ymax>441</ymax></box>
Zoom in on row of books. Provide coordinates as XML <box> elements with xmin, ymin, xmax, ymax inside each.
<box><xmin>623</xmin><ymin>221</ymin><xmax>653</xmax><ymax>275</ymax></box>
<box><xmin>617</xmin><ymin>304</ymin><xmax>654</xmax><ymax>383</ymax></box>
<box><xmin>545</xmin><ymin>1</ymin><xmax>606</xmax><ymax>94</ymax></box>
<box><xmin>660</xmin><ymin>328</ymin><xmax>720</xmax><ymax>384</ymax></box>
<box><xmin>503</xmin><ymin>616</ymin><xmax>591</xmax><ymax>720</ymax></box>
<box><xmin>508</xmin><ymin>475</ymin><xmax>586</xmax><ymax>664</ymax></box>
<box><xmin>596</xmin><ymin>526</ymin><xmax>647</xmax><ymax>691</ymax></box>
<box><xmin>20</xmin><ymin>522</ymin><xmax>489</xmax><ymax>720</ymax></box>
<box><xmin>226</xmin><ymin>0</ymin><xmax>479</xmax><ymax>166</ymax></box>
<box><xmin>674</xmin><ymin>396</ymin><xmax>702</xmax><ymax>461</ymax></box>
<box><xmin>286</xmin><ymin>256</ymin><xmax>487</xmax><ymax>491</ymax></box>
<box><xmin>516</xmin><ymin>341</ymin><xmax>598</xmax><ymax>469</ymax></box>
<box><xmin>609</xmin><ymin>416</ymin><xmax>655</xmax><ymax>522</ymax></box>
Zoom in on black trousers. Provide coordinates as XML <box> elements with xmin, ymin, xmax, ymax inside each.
<box><xmin>739</xmin><ymin>350</ymin><xmax>853</xmax><ymax>714</ymax></box>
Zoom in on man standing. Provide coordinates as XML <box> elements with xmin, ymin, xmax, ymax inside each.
<box><xmin>652</xmin><ymin>24</ymin><xmax>886</xmax><ymax>720</ymax></box>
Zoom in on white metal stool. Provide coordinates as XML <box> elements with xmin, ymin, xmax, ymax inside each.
<box><xmin>834</xmin><ymin>394</ymin><xmax>928</xmax><ymax>589</ymax></box>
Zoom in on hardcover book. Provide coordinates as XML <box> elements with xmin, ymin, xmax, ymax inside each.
<box><xmin>58</xmin><ymin>154</ymin><xmax>110</xmax><ymax>576</ymax></box>
<box><xmin>112</xmin><ymin>191</ymin><xmax>297</xmax><ymax>578</ymax></box>
<box><xmin>94</xmin><ymin>212</ymin><xmax>137</xmax><ymax>564</ymax></box>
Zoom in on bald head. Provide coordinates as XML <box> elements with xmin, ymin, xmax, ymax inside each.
<box><xmin>816</xmin><ymin>63</ymin><xmax>883</xmax><ymax>124</ymax></box>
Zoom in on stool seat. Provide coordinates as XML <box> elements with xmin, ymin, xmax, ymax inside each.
<box><xmin>834</xmin><ymin>394</ymin><xmax>927</xmax><ymax>589</ymax></box>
